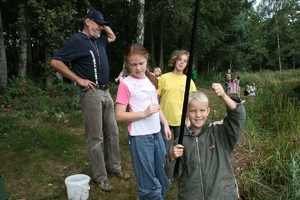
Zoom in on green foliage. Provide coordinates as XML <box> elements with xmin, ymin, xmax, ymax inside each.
<box><xmin>238</xmin><ymin>69</ymin><xmax>300</xmax><ymax>199</ymax></box>
<box><xmin>0</xmin><ymin>114</ymin><xmax>16</xmax><ymax>133</ymax></box>
<box><xmin>282</xmin><ymin>153</ymin><xmax>300</xmax><ymax>199</ymax></box>
<box><xmin>0</xmin><ymin>76</ymin><xmax>79</xmax><ymax>118</ymax></box>
<box><xmin>3</xmin><ymin>0</ymin><xmax>300</xmax><ymax>83</ymax></box>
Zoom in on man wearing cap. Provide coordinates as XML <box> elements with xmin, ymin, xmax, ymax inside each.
<box><xmin>50</xmin><ymin>9</ymin><xmax>130</xmax><ymax>192</ymax></box>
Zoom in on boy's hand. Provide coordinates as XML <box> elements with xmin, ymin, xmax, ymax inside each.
<box><xmin>212</xmin><ymin>83</ymin><xmax>226</xmax><ymax>99</ymax></box>
<box><xmin>169</xmin><ymin>144</ymin><xmax>184</xmax><ymax>161</ymax></box>
<box><xmin>212</xmin><ymin>83</ymin><xmax>237</xmax><ymax>109</ymax></box>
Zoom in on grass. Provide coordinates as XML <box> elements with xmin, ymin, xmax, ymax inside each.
<box><xmin>234</xmin><ymin>70</ymin><xmax>300</xmax><ymax>199</ymax></box>
<box><xmin>1</xmin><ymin>69</ymin><xmax>300</xmax><ymax>199</ymax></box>
<box><xmin>0</xmin><ymin>106</ymin><xmax>179</xmax><ymax>199</ymax></box>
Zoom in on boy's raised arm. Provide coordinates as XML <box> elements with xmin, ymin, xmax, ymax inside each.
<box><xmin>212</xmin><ymin>83</ymin><xmax>237</xmax><ymax>109</ymax></box>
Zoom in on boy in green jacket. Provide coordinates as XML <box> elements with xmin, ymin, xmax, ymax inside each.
<box><xmin>164</xmin><ymin>83</ymin><xmax>246</xmax><ymax>200</ymax></box>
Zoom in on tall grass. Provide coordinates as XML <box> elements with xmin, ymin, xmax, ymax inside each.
<box><xmin>198</xmin><ymin>69</ymin><xmax>300</xmax><ymax>199</ymax></box>
<box><xmin>237</xmin><ymin>69</ymin><xmax>300</xmax><ymax>199</ymax></box>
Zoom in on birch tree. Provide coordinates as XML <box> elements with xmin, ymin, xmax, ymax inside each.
<box><xmin>261</xmin><ymin>0</ymin><xmax>289</xmax><ymax>71</ymax></box>
<box><xmin>136</xmin><ymin>0</ymin><xmax>145</xmax><ymax>44</ymax></box>
<box><xmin>0</xmin><ymin>10</ymin><xmax>7</xmax><ymax>88</ymax></box>
<box><xmin>17</xmin><ymin>4</ymin><xmax>27</xmax><ymax>81</ymax></box>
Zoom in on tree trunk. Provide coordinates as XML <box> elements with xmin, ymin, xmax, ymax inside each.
<box><xmin>260</xmin><ymin>61</ymin><xmax>262</xmax><ymax>71</ymax></box>
<box><xmin>214</xmin><ymin>57</ymin><xmax>218</xmax><ymax>76</ymax></box>
<box><xmin>27</xmin><ymin>28</ymin><xmax>33</xmax><ymax>78</ymax></box>
<box><xmin>0</xmin><ymin>10</ymin><xmax>7</xmax><ymax>88</ymax></box>
<box><xmin>149</xmin><ymin>5</ymin><xmax>156</xmax><ymax>69</ymax></box>
<box><xmin>159</xmin><ymin>4</ymin><xmax>165</xmax><ymax>71</ymax></box>
<box><xmin>136</xmin><ymin>0</ymin><xmax>145</xmax><ymax>44</ymax></box>
<box><xmin>45</xmin><ymin>45</ymin><xmax>52</xmax><ymax>87</ymax></box>
<box><xmin>206</xmin><ymin>59</ymin><xmax>210</xmax><ymax>77</ymax></box>
<box><xmin>277</xmin><ymin>32</ymin><xmax>282</xmax><ymax>72</ymax></box>
<box><xmin>17</xmin><ymin>4</ymin><xmax>27</xmax><ymax>81</ymax></box>
<box><xmin>293</xmin><ymin>54</ymin><xmax>295</xmax><ymax>70</ymax></box>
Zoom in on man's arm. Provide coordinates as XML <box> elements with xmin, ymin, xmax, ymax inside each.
<box><xmin>50</xmin><ymin>59</ymin><xmax>96</xmax><ymax>90</ymax></box>
<box><xmin>50</xmin><ymin>60</ymin><xmax>79</xmax><ymax>82</ymax></box>
<box><xmin>103</xmin><ymin>26</ymin><xmax>116</xmax><ymax>43</ymax></box>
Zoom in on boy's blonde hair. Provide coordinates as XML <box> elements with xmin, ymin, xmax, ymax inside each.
<box><xmin>188</xmin><ymin>90</ymin><xmax>209</xmax><ymax>107</ymax></box>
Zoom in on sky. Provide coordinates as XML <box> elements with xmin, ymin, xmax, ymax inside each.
<box><xmin>254</xmin><ymin>0</ymin><xmax>261</xmax><ymax>7</ymax></box>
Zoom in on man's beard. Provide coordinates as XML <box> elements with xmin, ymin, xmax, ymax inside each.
<box><xmin>89</xmin><ymin>26</ymin><xmax>100</xmax><ymax>39</ymax></box>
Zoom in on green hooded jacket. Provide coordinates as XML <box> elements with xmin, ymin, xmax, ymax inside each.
<box><xmin>164</xmin><ymin>102</ymin><xmax>246</xmax><ymax>200</ymax></box>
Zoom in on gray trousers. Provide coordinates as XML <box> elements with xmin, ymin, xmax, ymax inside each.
<box><xmin>78</xmin><ymin>88</ymin><xmax>122</xmax><ymax>182</ymax></box>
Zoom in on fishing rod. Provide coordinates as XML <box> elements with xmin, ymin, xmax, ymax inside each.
<box><xmin>174</xmin><ymin>0</ymin><xmax>201</xmax><ymax>177</ymax></box>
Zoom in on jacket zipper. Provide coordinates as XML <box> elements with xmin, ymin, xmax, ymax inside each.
<box><xmin>196</xmin><ymin>137</ymin><xmax>205</xmax><ymax>200</ymax></box>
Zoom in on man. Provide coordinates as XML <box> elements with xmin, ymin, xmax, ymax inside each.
<box><xmin>50</xmin><ymin>9</ymin><xmax>130</xmax><ymax>192</ymax></box>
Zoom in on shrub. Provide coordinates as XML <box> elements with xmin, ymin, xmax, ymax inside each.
<box><xmin>0</xmin><ymin>76</ymin><xmax>79</xmax><ymax>118</ymax></box>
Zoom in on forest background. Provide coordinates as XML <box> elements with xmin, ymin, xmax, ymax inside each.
<box><xmin>0</xmin><ymin>0</ymin><xmax>300</xmax><ymax>200</ymax></box>
<box><xmin>1</xmin><ymin>0</ymin><xmax>300</xmax><ymax>87</ymax></box>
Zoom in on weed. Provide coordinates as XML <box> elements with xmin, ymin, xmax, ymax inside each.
<box><xmin>0</xmin><ymin>114</ymin><xmax>16</xmax><ymax>134</ymax></box>
<box><xmin>1</xmin><ymin>70</ymin><xmax>300</xmax><ymax>199</ymax></box>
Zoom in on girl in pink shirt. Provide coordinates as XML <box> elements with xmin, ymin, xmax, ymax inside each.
<box><xmin>115</xmin><ymin>43</ymin><xmax>171</xmax><ymax>200</ymax></box>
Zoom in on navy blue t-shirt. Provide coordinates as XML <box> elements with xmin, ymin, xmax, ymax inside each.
<box><xmin>52</xmin><ymin>32</ymin><xmax>110</xmax><ymax>85</ymax></box>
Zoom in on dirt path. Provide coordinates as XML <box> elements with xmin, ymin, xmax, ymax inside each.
<box><xmin>232</xmin><ymin>131</ymin><xmax>251</xmax><ymax>199</ymax></box>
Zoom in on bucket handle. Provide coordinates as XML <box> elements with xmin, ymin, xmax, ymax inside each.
<box><xmin>77</xmin><ymin>183</ymin><xmax>90</xmax><ymax>190</ymax></box>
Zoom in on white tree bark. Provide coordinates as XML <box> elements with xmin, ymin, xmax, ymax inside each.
<box><xmin>0</xmin><ymin>10</ymin><xmax>8</xmax><ymax>88</ymax></box>
<box><xmin>136</xmin><ymin>0</ymin><xmax>145</xmax><ymax>44</ymax></box>
<box><xmin>18</xmin><ymin>4</ymin><xmax>27</xmax><ymax>81</ymax></box>
<box><xmin>277</xmin><ymin>31</ymin><xmax>282</xmax><ymax>72</ymax></box>
<box><xmin>159</xmin><ymin>5</ymin><xmax>165</xmax><ymax>70</ymax></box>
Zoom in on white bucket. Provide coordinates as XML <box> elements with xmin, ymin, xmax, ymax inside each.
<box><xmin>65</xmin><ymin>174</ymin><xmax>91</xmax><ymax>200</ymax></box>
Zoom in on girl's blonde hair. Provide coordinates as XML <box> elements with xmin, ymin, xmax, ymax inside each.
<box><xmin>153</xmin><ymin>67</ymin><xmax>162</xmax><ymax>76</ymax></box>
<box><xmin>168</xmin><ymin>50</ymin><xmax>189</xmax><ymax>74</ymax></box>
<box><xmin>123</xmin><ymin>43</ymin><xmax>158</xmax><ymax>89</ymax></box>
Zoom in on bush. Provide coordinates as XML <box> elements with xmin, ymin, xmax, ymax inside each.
<box><xmin>0</xmin><ymin>76</ymin><xmax>79</xmax><ymax>118</ymax></box>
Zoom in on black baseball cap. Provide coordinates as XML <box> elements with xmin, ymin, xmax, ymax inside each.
<box><xmin>85</xmin><ymin>10</ymin><xmax>108</xmax><ymax>26</ymax></box>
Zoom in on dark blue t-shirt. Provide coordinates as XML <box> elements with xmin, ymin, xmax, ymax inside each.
<box><xmin>52</xmin><ymin>32</ymin><xmax>110</xmax><ymax>85</ymax></box>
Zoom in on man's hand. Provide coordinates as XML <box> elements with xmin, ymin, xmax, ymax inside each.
<box><xmin>77</xmin><ymin>78</ymin><xmax>97</xmax><ymax>91</ymax></box>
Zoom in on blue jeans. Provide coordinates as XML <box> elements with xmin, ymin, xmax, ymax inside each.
<box><xmin>78</xmin><ymin>89</ymin><xmax>122</xmax><ymax>182</ymax></box>
<box><xmin>160</xmin><ymin>124</ymin><xmax>180</xmax><ymax>152</ymax></box>
<box><xmin>128</xmin><ymin>133</ymin><xmax>171</xmax><ymax>200</ymax></box>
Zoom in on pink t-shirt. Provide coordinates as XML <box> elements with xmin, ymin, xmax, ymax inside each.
<box><xmin>116</xmin><ymin>75</ymin><xmax>160</xmax><ymax>136</ymax></box>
